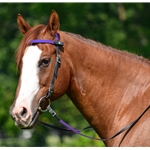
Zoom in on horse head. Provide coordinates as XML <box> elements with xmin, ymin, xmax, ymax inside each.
<box><xmin>10</xmin><ymin>10</ymin><xmax>71</xmax><ymax>129</ymax></box>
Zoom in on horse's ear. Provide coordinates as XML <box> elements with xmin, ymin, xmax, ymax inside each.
<box><xmin>47</xmin><ymin>10</ymin><xmax>60</xmax><ymax>36</ymax></box>
<box><xmin>17</xmin><ymin>14</ymin><xmax>31</xmax><ymax>35</ymax></box>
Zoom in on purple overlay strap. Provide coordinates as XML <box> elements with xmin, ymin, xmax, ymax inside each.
<box><xmin>29</xmin><ymin>33</ymin><xmax>60</xmax><ymax>45</ymax></box>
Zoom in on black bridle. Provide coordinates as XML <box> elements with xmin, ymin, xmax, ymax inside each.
<box><xmin>30</xmin><ymin>33</ymin><xmax>63</xmax><ymax>112</ymax></box>
<box><xmin>29</xmin><ymin>33</ymin><xmax>150</xmax><ymax>142</ymax></box>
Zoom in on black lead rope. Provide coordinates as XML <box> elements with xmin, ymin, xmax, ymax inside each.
<box><xmin>37</xmin><ymin>121</ymin><xmax>92</xmax><ymax>132</ymax></box>
<box><xmin>38</xmin><ymin>105</ymin><xmax>150</xmax><ymax>141</ymax></box>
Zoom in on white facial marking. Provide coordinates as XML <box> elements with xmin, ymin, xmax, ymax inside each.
<box><xmin>14</xmin><ymin>46</ymin><xmax>42</xmax><ymax>114</ymax></box>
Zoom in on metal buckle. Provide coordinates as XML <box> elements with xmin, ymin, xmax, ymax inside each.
<box><xmin>54</xmin><ymin>41</ymin><xmax>64</xmax><ymax>46</ymax></box>
<box><xmin>56</xmin><ymin>54</ymin><xmax>61</xmax><ymax>64</ymax></box>
<box><xmin>38</xmin><ymin>96</ymin><xmax>51</xmax><ymax>112</ymax></box>
<box><xmin>47</xmin><ymin>105</ymin><xmax>56</xmax><ymax>117</ymax></box>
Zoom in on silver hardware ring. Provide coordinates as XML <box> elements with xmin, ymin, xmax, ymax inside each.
<box><xmin>38</xmin><ymin>96</ymin><xmax>51</xmax><ymax>112</ymax></box>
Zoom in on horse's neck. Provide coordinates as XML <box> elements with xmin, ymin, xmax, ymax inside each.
<box><xmin>62</xmin><ymin>32</ymin><xmax>150</xmax><ymax>146</ymax></box>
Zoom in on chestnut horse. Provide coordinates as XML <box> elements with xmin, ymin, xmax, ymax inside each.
<box><xmin>10</xmin><ymin>10</ymin><xmax>150</xmax><ymax>146</ymax></box>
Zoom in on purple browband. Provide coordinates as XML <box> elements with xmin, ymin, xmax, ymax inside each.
<box><xmin>30</xmin><ymin>39</ymin><xmax>55</xmax><ymax>45</ymax></box>
<box><xmin>29</xmin><ymin>33</ymin><xmax>60</xmax><ymax>45</ymax></box>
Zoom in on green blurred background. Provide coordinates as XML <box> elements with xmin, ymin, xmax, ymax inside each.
<box><xmin>0</xmin><ymin>3</ymin><xmax>150</xmax><ymax>147</ymax></box>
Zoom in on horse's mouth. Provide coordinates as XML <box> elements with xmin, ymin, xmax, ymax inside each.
<box><xmin>26</xmin><ymin>110</ymin><xmax>40</xmax><ymax>129</ymax></box>
<box><xmin>14</xmin><ymin>110</ymin><xmax>40</xmax><ymax>129</ymax></box>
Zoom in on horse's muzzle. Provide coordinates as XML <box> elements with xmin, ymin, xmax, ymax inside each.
<box><xmin>10</xmin><ymin>106</ymin><xmax>40</xmax><ymax>129</ymax></box>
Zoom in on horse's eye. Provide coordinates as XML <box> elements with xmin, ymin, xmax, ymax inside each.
<box><xmin>40</xmin><ymin>58</ymin><xmax>50</xmax><ymax>67</ymax></box>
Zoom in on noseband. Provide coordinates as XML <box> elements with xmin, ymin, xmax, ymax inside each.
<box><xmin>29</xmin><ymin>33</ymin><xmax>63</xmax><ymax>112</ymax></box>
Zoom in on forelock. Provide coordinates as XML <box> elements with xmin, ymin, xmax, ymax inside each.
<box><xmin>15</xmin><ymin>24</ymin><xmax>47</xmax><ymax>69</ymax></box>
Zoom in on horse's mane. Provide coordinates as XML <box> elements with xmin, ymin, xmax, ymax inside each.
<box><xmin>65</xmin><ymin>32</ymin><xmax>150</xmax><ymax>66</ymax></box>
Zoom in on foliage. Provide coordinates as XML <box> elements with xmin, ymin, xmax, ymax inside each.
<box><xmin>0</xmin><ymin>3</ymin><xmax>150</xmax><ymax>147</ymax></box>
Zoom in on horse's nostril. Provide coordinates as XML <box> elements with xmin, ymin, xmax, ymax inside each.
<box><xmin>20</xmin><ymin>107</ymin><xmax>27</xmax><ymax>118</ymax></box>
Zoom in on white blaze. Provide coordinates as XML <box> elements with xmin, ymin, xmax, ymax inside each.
<box><xmin>13</xmin><ymin>45</ymin><xmax>42</xmax><ymax>113</ymax></box>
